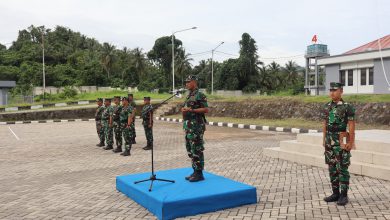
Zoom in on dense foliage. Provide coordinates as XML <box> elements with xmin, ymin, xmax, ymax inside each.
<box><xmin>0</xmin><ymin>25</ymin><xmax>304</xmax><ymax>95</ymax></box>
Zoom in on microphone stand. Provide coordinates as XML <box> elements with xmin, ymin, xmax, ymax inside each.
<box><xmin>134</xmin><ymin>91</ymin><xmax>183</xmax><ymax>192</ymax></box>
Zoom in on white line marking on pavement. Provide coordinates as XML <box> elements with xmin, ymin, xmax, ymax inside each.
<box><xmin>8</xmin><ymin>126</ymin><xmax>20</xmax><ymax>140</ymax></box>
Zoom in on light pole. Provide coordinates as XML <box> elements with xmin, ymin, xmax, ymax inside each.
<box><xmin>172</xmin><ymin>27</ymin><xmax>197</xmax><ymax>92</ymax></box>
<box><xmin>211</xmin><ymin>41</ymin><xmax>224</xmax><ymax>95</ymax></box>
<box><xmin>41</xmin><ymin>30</ymin><xmax>46</xmax><ymax>101</ymax></box>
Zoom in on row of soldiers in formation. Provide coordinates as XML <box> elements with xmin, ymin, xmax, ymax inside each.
<box><xmin>94</xmin><ymin>94</ymin><xmax>154</xmax><ymax>156</ymax></box>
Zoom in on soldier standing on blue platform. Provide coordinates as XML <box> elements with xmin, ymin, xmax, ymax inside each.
<box><xmin>181</xmin><ymin>75</ymin><xmax>209</xmax><ymax>182</ymax></box>
<box><xmin>321</xmin><ymin>82</ymin><xmax>356</xmax><ymax>206</ymax></box>
<box><xmin>120</xmin><ymin>97</ymin><xmax>135</xmax><ymax>156</ymax></box>
<box><xmin>112</xmin><ymin>96</ymin><xmax>123</xmax><ymax>153</ymax></box>
<box><xmin>142</xmin><ymin>97</ymin><xmax>154</xmax><ymax>151</ymax></box>
<box><xmin>102</xmin><ymin>98</ymin><xmax>114</xmax><ymax>150</ymax></box>
<box><xmin>128</xmin><ymin>94</ymin><xmax>137</xmax><ymax>144</ymax></box>
<box><xmin>95</xmin><ymin>98</ymin><xmax>105</xmax><ymax>147</ymax></box>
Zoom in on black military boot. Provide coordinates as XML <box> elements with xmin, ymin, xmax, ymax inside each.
<box><xmin>185</xmin><ymin>169</ymin><xmax>195</xmax><ymax>181</ymax></box>
<box><xmin>120</xmin><ymin>149</ymin><xmax>131</xmax><ymax>156</ymax></box>
<box><xmin>112</xmin><ymin>147</ymin><xmax>122</xmax><ymax>153</ymax></box>
<box><xmin>143</xmin><ymin>142</ymin><xmax>152</xmax><ymax>150</ymax></box>
<box><xmin>96</xmin><ymin>142</ymin><xmax>104</xmax><ymax>147</ymax></box>
<box><xmin>337</xmin><ymin>191</ymin><xmax>349</xmax><ymax>206</ymax></box>
<box><xmin>103</xmin><ymin>145</ymin><xmax>113</xmax><ymax>150</ymax></box>
<box><xmin>324</xmin><ymin>189</ymin><xmax>340</xmax><ymax>202</ymax></box>
<box><xmin>189</xmin><ymin>170</ymin><xmax>205</xmax><ymax>182</ymax></box>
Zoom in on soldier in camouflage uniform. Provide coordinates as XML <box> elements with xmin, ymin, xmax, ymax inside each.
<box><xmin>181</xmin><ymin>75</ymin><xmax>209</xmax><ymax>182</ymax></box>
<box><xmin>142</xmin><ymin>97</ymin><xmax>154</xmax><ymax>151</ymax></box>
<box><xmin>128</xmin><ymin>94</ymin><xmax>137</xmax><ymax>144</ymax></box>
<box><xmin>102</xmin><ymin>98</ymin><xmax>114</xmax><ymax>150</ymax></box>
<box><xmin>112</xmin><ymin>96</ymin><xmax>123</xmax><ymax>153</ymax></box>
<box><xmin>95</xmin><ymin>98</ymin><xmax>105</xmax><ymax>147</ymax></box>
<box><xmin>321</xmin><ymin>82</ymin><xmax>356</xmax><ymax>206</ymax></box>
<box><xmin>120</xmin><ymin>97</ymin><xmax>135</xmax><ymax>156</ymax></box>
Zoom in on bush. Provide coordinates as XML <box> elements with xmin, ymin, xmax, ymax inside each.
<box><xmin>34</xmin><ymin>92</ymin><xmax>54</xmax><ymax>102</ymax></box>
<box><xmin>158</xmin><ymin>88</ymin><xmax>169</xmax><ymax>94</ymax></box>
<box><xmin>59</xmin><ymin>86</ymin><xmax>78</xmax><ymax>99</ymax></box>
<box><xmin>242</xmin><ymin>84</ymin><xmax>257</xmax><ymax>93</ymax></box>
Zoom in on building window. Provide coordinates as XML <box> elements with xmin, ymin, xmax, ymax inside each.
<box><xmin>339</xmin><ymin>70</ymin><xmax>345</xmax><ymax>85</ymax></box>
<box><xmin>360</xmin><ymin>68</ymin><xmax>367</xmax><ymax>85</ymax></box>
<box><xmin>348</xmin><ymin>69</ymin><xmax>353</xmax><ymax>86</ymax></box>
<box><xmin>369</xmin><ymin>67</ymin><xmax>374</xmax><ymax>85</ymax></box>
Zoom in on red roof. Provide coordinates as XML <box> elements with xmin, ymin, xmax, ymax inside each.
<box><xmin>344</xmin><ymin>35</ymin><xmax>390</xmax><ymax>55</ymax></box>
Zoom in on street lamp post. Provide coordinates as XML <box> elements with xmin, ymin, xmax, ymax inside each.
<box><xmin>172</xmin><ymin>27</ymin><xmax>197</xmax><ymax>93</ymax></box>
<box><xmin>42</xmin><ymin>31</ymin><xmax>46</xmax><ymax>101</ymax></box>
<box><xmin>211</xmin><ymin>42</ymin><xmax>224</xmax><ymax>95</ymax></box>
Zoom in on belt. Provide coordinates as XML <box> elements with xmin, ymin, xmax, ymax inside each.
<box><xmin>327</xmin><ymin>127</ymin><xmax>346</xmax><ymax>132</ymax></box>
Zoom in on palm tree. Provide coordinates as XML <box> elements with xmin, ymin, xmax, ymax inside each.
<box><xmin>101</xmin><ymin>42</ymin><xmax>115</xmax><ymax>79</ymax></box>
<box><xmin>283</xmin><ymin>60</ymin><xmax>299</xmax><ymax>86</ymax></box>
<box><xmin>132</xmin><ymin>47</ymin><xmax>146</xmax><ymax>80</ymax></box>
<box><xmin>175</xmin><ymin>51</ymin><xmax>193</xmax><ymax>87</ymax></box>
<box><xmin>268</xmin><ymin>61</ymin><xmax>285</xmax><ymax>89</ymax></box>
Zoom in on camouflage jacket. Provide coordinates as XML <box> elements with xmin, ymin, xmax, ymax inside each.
<box><xmin>141</xmin><ymin>104</ymin><xmax>153</xmax><ymax>125</ymax></box>
<box><xmin>130</xmin><ymin>101</ymin><xmax>136</xmax><ymax>108</ymax></box>
<box><xmin>321</xmin><ymin>99</ymin><xmax>355</xmax><ymax>132</ymax></box>
<box><xmin>101</xmin><ymin>105</ymin><xmax>113</xmax><ymax>121</ymax></box>
<box><xmin>120</xmin><ymin>105</ymin><xmax>134</xmax><ymax>125</ymax></box>
<box><xmin>183</xmin><ymin>88</ymin><xmax>208</xmax><ymax>124</ymax></box>
<box><xmin>112</xmin><ymin>104</ymin><xmax>122</xmax><ymax>122</ymax></box>
<box><xmin>95</xmin><ymin>106</ymin><xmax>105</xmax><ymax>120</ymax></box>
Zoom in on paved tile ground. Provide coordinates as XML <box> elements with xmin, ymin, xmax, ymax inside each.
<box><xmin>0</xmin><ymin>120</ymin><xmax>389</xmax><ymax>220</ymax></box>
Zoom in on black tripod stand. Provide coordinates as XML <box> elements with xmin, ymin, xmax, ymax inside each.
<box><xmin>134</xmin><ymin>91</ymin><xmax>182</xmax><ymax>191</ymax></box>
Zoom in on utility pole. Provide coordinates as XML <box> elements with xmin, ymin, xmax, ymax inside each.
<box><xmin>42</xmin><ymin>30</ymin><xmax>46</xmax><ymax>101</ymax></box>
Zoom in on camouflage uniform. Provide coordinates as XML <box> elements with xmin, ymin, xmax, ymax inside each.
<box><xmin>130</xmin><ymin>100</ymin><xmax>137</xmax><ymax>143</ymax></box>
<box><xmin>183</xmin><ymin>88</ymin><xmax>208</xmax><ymax>171</ymax></box>
<box><xmin>95</xmin><ymin>105</ymin><xmax>105</xmax><ymax>145</ymax></box>
<box><xmin>112</xmin><ymin>103</ymin><xmax>123</xmax><ymax>149</ymax></box>
<box><xmin>120</xmin><ymin>105</ymin><xmax>134</xmax><ymax>152</ymax></box>
<box><xmin>102</xmin><ymin>105</ymin><xmax>114</xmax><ymax>147</ymax></box>
<box><xmin>321</xmin><ymin>99</ymin><xmax>355</xmax><ymax>194</ymax></box>
<box><xmin>141</xmin><ymin>103</ymin><xmax>153</xmax><ymax>147</ymax></box>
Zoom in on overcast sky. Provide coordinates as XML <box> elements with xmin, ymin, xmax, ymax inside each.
<box><xmin>1</xmin><ymin>0</ymin><xmax>389</xmax><ymax>66</ymax></box>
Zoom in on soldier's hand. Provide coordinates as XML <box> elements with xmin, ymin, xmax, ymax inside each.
<box><xmin>181</xmin><ymin>107</ymin><xmax>190</xmax><ymax>112</ymax></box>
<box><xmin>345</xmin><ymin>142</ymin><xmax>354</xmax><ymax>151</ymax></box>
<box><xmin>148</xmin><ymin>124</ymin><xmax>152</xmax><ymax>128</ymax></box>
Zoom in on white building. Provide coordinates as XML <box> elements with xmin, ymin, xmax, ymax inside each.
<box><xmin>318</xmin><ymin>35</ymin><xmax>390</xmax><ymax>94</ymax></box>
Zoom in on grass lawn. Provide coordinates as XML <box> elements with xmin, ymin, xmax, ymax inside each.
<box><xmin>2</xmin><ymin>91</ymin><xmax>171</xmax><ymax>108</ymax></box>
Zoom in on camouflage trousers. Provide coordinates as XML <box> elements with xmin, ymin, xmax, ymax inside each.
<box><xmin>143</xmin><ymin>123</ymin><xmax>153</xmax><ymax>146</ymax></box>
<box><xmin>184</xmin><ymin>120</ymin><xmax>205</xmax><ymax>171</ymax></box>
<box><xmin>324</xmin><ymin>132</ymin><xmax>351</xmax><ymax>193</ymax></box>
<box><xmin>122</xmin><ymin>124</ymin><xmax>134</xmax><ymax>151</ymax></box>
<box><xmin>102</xmin><ymin>121</ymin><xmax>113</xmax><ymax>147</ymax></box>
<box><xmin>131</xmin><ymin>119</ymin><xmax>136</xmax><ymax>142</ymax></box>
<box><xmin>113</xmin><ymin>121</ymin><xmax>122</xmax><ymax>148</ymax></box>
<box><xmin>96</xmin><ymin>120</ymin><xmax>105</xmax><ymax>144</ymax></box>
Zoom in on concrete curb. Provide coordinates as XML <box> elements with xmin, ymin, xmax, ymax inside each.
<box><xmin>155</xmin><ymin>116</ymin><xmax>321</xmax><ymax>134</ymax></box>
<box><xmin>0</xmin><ymin>116</ymin><xmax>142</xmax><ymax>125</ymax></box>
<box><xmin>0</xmin><ymin>100</ymin><xmax>96</xmax><ymax>113</ymax></box>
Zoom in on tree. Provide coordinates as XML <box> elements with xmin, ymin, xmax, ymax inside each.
<box><xmin>101</xmin><ymin>42</ymin><xmax>116</xmax><ymax>80</ymax></box>
<box><xmin>237</xmin><ymin>33</ymin><xmax>261</xmax><ymax>90</ymax></box>
<box><xmin>175</xmin><ymin>50</ymin><xmax>193</xmax><ymax>87</ymax></box>
<box><xmin>147</xmin><ymin>36</ymin><xmax>185</xmax><ymax>88</ymax></box>
<box><xmin>283</xmin><ymin>60</ymin><xmax>299</xmax><ymax>86</ymax></box>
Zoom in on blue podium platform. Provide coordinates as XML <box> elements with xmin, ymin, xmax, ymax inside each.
<box><xmin>116</xmin><ymin>167</ymin><xmax>257</xmax><ymax>220</ymax></box>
